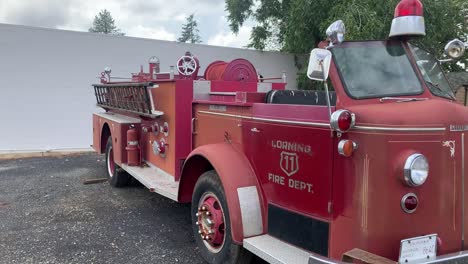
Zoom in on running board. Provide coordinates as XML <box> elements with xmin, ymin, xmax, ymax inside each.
<box><xmin>244</xmin><ymin>235</ymin><xmax>341</xmax><ymax>264</ymax></box>
<box><xmin>121</xmin><ymin>164</ymin><xmax>179</xmax><ymax>201</ymax></box>
<box><xmin>243</xmin><ymin>235</ymin><xmax>311</xmax><ymax>264</ymax></box>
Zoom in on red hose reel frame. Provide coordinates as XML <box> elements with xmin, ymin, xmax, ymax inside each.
<box><xmin>204</xmin><ymin>59</ymin><xmax>258</xmax><ymax>83</ymax></box>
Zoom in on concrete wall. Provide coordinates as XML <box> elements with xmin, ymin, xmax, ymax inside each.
<box><xmin>0</xmin><ymin>23</ymin><xmax>298</xmax><ymax>152</ymax></box>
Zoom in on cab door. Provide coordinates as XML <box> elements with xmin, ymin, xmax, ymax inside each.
<box><xmin>242</xmin><ymin>113</ymin><xmax>333</xmax><ymax>255</ymax></box>
<box><xmin>243</xmin><ymin>120</ymin><xmax>333</xmax><ymax>217</ymax></box>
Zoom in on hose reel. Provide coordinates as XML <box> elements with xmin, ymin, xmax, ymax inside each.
<box><xmin>204</xmin><ymin>59</ymin><xmax>258</xmax><ymax>82</ymax></box>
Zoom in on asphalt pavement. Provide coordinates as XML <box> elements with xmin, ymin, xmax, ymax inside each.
<box><xmin>0</xmin><ymin>153</ymin><xmax>205</xmax><ymax>264</ymax></box>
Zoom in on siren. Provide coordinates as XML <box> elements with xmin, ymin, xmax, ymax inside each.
<box><xmin>389</xmin><ymin>0</ymin><xmax>425</xmax><ymax>38</ymax></box>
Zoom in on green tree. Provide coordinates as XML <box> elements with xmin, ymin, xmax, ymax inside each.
<box><xmin>178</xmin><ymin>14</ymin><xmax>202</xmax><ymax>44</ymax></box>
<box><xmin>323</xmin><ymin>0</ymin><xmax>467</xmax><ymax>71</ymax></box>
<box><xmin>89</xmin><ymin>9</ymin><xmax>125</xmax><ymax>36</ymax></box>
<box><xmin>226</xmin><ymin>0</ymin><xmax>468</xmax><ymax>82</ymax></box>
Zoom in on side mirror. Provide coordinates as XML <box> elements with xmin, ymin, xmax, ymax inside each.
<box><xmin>440</xmin><ymin>39</ymin><xmax>466</xmax><ymax>63</ymax></box>
<box><xmin>307</xmin><ymin>49</ymin><xmax>332</xmax><ymax>81</ymax></box>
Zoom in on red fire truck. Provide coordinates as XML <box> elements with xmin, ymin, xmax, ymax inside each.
<box><xmin>91</xmin><ymin>0</ymin><xmax>468</xmax><ymax>263</ymax></box>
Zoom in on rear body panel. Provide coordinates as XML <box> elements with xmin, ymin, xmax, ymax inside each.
<box><xmin>92</xmin><ymin>112</ymin><xmax>139</xmax><ymax>164</ymax></box>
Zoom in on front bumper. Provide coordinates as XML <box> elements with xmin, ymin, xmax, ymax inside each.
<box><xmin>308</xmin><ymin>249</ymin><xmax>468</xmax><ymax>264</ymax></box>
<box><xmin>243</xmin><ymin>234</ymin><xmax>468</xmax><ymax>264</ymax></box>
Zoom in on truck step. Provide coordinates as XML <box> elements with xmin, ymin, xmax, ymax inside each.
<box><xmin>121</xmin><ymin>164</ymin><xmax>179</xmax><ymax>201</ymax></box>
<box><xmin>244</xmin><ymin>234</ymin><xmax>337</xmax><ymax>264</ymax></box>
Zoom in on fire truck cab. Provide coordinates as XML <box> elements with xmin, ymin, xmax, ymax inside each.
<box><xmin>91</xmin><ymin>0</ymin><xmax>468</xmax><ymax>263</ymax></box>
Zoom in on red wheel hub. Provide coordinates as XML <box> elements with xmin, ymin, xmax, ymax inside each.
<box><xmin>196</xmin><ymin>194</ymin><xmax>225</xmax><ymax>251</ymax></box>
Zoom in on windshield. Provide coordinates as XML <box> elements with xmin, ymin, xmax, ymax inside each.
<box><xmin>409</xmin><ymin>44</ymin><xmax>455</xmax><ymax>100</ymax></box>
<box><xmin>332</xmin><ymin>41</ymin><xmax>423</xmax><ymax>99</ymax></box>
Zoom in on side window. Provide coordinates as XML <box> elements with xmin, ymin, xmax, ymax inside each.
<box><xmin>409</xmin><ymin>44</ymin><xmax>455</xmax><ymax>100</ymax></box>
<box><xmin>265</xmin><ymin>90</ymin><xmax>336</xmax><ymax>106</ymax></box>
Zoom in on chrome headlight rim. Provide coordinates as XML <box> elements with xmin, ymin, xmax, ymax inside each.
<box><xmin>404</xmin><ymin>153</ymin><xmax>429</xmax><ymax>187</ymax></box>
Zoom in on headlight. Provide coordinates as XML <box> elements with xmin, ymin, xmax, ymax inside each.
<box><xmin>404</xmin><ymin>153</ymin><xmax>429</xmax><ymax>186</ymax></box>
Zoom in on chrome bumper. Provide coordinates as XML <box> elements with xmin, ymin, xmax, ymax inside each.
<box><xmin>308</xmin><ymin>250</ymin><xmax>468</xmax><ymax>264</ymax></box>
<box><xmin>415</xmin><ymin>250</ymin><xmax>468</xmax><ymax>264</ymax></box>
<box><xmin>243</xmin><ymin>233</ymin><xmax>468</xmax><ymax>264</ymax></box>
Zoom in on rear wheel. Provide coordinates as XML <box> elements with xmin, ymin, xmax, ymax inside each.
<box><xmin>191</xmin><ymin>170</ymin><xmax>252</xmax><ymax>264</ymax></box>
<box><xmin>105</xmin><ymin>137</ymin><xmax>130</xmax><ymax>187</ymax></box>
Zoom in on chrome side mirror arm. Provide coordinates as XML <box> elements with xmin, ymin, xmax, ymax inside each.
<box><xmin>438</xmin><ymin>58</ymin><xmax>453</xmax><ymax>64</ymax></box>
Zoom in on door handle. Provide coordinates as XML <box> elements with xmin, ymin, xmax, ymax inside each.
<box><xmin>251</xmin><ymin>128</ymin><xmax>261</xmax><ymax>133</ymax></box>
<box><xmin>191</xmin><ymin>118</ymin><xmax>197</xmax><ymax>135</ymax></box>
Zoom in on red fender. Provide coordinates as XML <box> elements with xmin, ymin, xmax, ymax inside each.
<box><xmin>178</xmin><ymin>143</ymin><xmax>265</xmax><ymax>243</ymax></box>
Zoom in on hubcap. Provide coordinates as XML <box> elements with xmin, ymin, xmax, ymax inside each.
<box><xmin>107</xmin><ymin>146</ymin><xmax>115</xmax><ymax>177</ymax></box>
<box><xmin>196</xmin><ymin>193</ymin><xmax>226</xmax><ymax>253</ymax></box>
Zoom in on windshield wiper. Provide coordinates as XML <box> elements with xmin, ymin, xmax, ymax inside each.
<box><xmin>425</xmin><ymin>80</ymin><xmax>455</xmax><ymax>100</ymax></box>
<box><xmin>380</xmin><ymin>97</ymin><xmax>429</xmax><ymax>103</ymax></box>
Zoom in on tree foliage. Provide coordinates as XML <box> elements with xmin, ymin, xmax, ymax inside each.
<box><xmin>89</xmin><ymin>9</ymin><xmax>124</xmax><ymax>36</ymax></box>
<box><xmin>178</xmin><ymin>14</ymin><xmax>202</xmax><ymax>44</ymax></box>
<box><xmin>226</xmin><ymin>0</ymin><xmax>468</xmax><ymax>74</ymax></box>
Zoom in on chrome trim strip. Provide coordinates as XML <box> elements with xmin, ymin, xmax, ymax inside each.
<box><xmin>462</xmin><ymin>133</ymin><xmax>465</xmax><ymax>250</ymax></box>
<box><xmin>198</xmin><ymin>110</ymin><xmax>246</xmax><ymax>119</ymax></box>
<box><xmin>198</xmin><ymin>110</ymin><xmax>446</xmax><ymax>132</ymax></box>
<box><xmin>209</xmin><ymin>92</ymin><xmax>236</xmax><ymax>96</ymax></box>
<box><xmin>354</xmin><ymin>125</ymin><xmax>445</xmax><ymax>132</ymax></box>
<box><xmin>252</xmin><ymin>117</ymin><xmax>330</xmax><ymax>128</ymax></box>
<box><xmin>198</xmin><ymin>110</ymin><xmax>330</xmax><ymax>128</ymax></box>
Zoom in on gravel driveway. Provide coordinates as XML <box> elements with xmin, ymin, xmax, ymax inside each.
<box><xmin>0</xmin><ymin>153</ymin><xmax>205</xmax><ymax>264</ymax></box>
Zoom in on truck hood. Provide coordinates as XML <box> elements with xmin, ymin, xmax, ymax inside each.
<box><xmin>347</xmin><ymin>99</ymin><xmax>468</xmax><ymax>128</ymax></box>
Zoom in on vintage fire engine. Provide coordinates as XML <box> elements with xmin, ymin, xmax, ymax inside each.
<box><xmin>92</xmin><ymin>0</ymin><xmax>468</xmax><ymax>263</ymax></box>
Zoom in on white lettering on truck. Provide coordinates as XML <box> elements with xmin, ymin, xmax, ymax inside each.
<box><xmin>268</xmin><ymin>140</ymin><xmax>314</xmax><ymax>193</ymax></box>
<box><xmin>271</xmin><ymin>140</ymin><xmax>312</xmax><ymax>155</ymax></box>
<box><xmin>268</xmin><ymin>173</ymin><xmax>314</xmax><ymax>193</ymax></box>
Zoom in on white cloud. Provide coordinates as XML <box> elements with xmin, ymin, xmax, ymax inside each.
<box><xmin>127</xmin><ymin>25</ymin><xmax>176</xmax><ymax>41</ymax></box>
<box><xmin>175</xmin><ymin>13</ymin><xmax>187</xmax><ymax>22</ymax></box>
<box><xmin>0</xmin><ymin>0</ymin><xmax>253</xmax><ymax>48</ymax></box>
<box><xmin>208</xmin><ymin>25</ymin><xmax>252</xmax><ymax>48</ymax></box>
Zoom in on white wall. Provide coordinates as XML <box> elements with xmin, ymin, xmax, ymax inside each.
<box><xmin>0</xmin><ymin>23</ymin><xmax>298</xmax><ymax>152</ymax></box>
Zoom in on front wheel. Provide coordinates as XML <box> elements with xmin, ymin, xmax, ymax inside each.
<box><xmin>105</xmin><ymin>137</ymin><xmax>130</xmax><ymax>187</ymax></box>
<box><xmin>191</xmin><ymin>170</ymin><xmax>252</xmax><ymax>264</ymax></box>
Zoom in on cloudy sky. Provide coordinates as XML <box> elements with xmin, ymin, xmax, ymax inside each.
<box><xmin>0</xmin><ymin>0</ymin><xmax>253</xmax><ymax>48</ymax></box>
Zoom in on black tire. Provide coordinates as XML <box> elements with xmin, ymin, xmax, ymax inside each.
<box><xmin>191</xmin><ymin>170</ymin><xmax>252</xmax><ymax>264</ymax></box>
<box><xmin>105</xmin><ymin>137</ymin><xmax>130</xmax><ymax>187</ymax></box>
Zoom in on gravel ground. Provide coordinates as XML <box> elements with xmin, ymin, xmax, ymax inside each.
<box><xmin>0</xmin><ymin>153</ymin><xmax>205</xmax><ymax>264</ymax></box>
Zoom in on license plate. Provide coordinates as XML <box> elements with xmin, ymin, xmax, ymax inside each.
<box><xmin>399</xmin><ymin>234</ymin><xmax>437</xmax><ymax>263</ymax></box>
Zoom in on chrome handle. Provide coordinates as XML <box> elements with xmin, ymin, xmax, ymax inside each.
<box><xmin>251</xmin><ymin>128</ymin><xmax>260</xmax><ymax>133</ymax></box>
<box><xmin>192</xmin><ymin>118</ymin><xmax>197</xmax><ymax>135</ymax></box>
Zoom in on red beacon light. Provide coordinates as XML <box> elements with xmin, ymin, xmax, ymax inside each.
<box><xmin>389</xmin><ymin>0</ymin><xmax>425</xmax><ymax>38</ymax></box>
<box><xmin>330</xmin><ymin>110</ymin><xmax>356</xmax><ymax>133</ymax></box>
